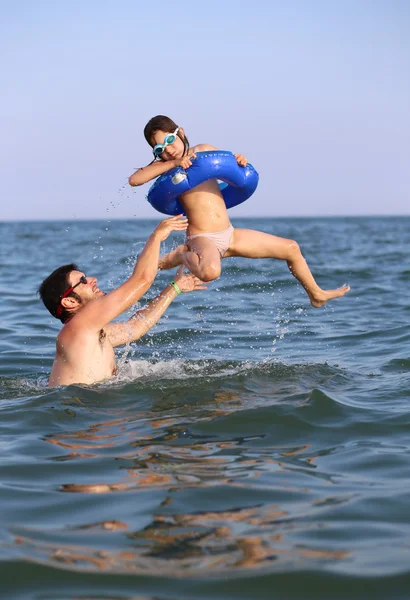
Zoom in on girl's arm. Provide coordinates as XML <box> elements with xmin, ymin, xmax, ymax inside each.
<box><xmin>129</xmin><ymin>144</ymin><xmax>244</xmax><ymax>187</ymax></box>
<box><xmin>129</xmin><ymin>160</ymin><xmax>178</xmax><ymax>186</ymax></box>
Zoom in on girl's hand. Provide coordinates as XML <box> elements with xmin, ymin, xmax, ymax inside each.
<box><xmin>234</xmin><ymin>153</ymin><xmax>248</xmax><ymax>167</ymax></box>
<box><xmin>175</xmin><ymin>153</ymin><xmax>196</xmax><ymax>170</ymax></box>
<box><xmin>154</xmin><ymin>215</ymin><xmax>188</xmax><ymax>242</ymax></box>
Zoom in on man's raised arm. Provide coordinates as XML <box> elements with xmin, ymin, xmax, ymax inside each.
<box><xmin>105</xmin><ymin>268</ymin><xmax>206</xmax><ymax>348</ymax></box>
<box><xmin>75</xmin><ymin>216</ymin><xmax>188</xmax><ymax>331</ymax></box>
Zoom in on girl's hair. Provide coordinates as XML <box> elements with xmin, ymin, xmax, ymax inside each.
<box><xmin>144</xmin><ymin>115</ymin><xmax>190</xmax><ymax>159</ymax></box>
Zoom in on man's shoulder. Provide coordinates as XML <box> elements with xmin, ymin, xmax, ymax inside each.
<box><xmin>57</xmin><ymin>317</ymin><xmax>93</xmax><ymax>345</ymax></box>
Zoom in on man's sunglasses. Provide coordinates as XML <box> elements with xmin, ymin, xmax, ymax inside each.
<box><xmin>55</xmin><ymin>275</ymin><xmax>87</xmax><ymax>318</ymax></box>
<box><xmin>153</xmin><ymin>127</ymin><xmax>180</xmax><ymax>157</ymax></box>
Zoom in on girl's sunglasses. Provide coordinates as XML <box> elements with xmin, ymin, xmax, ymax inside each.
<box><xmin>153</xmin><ymin>127</ymin><xmax>180</xmax><ymax>157</ymax></box>
<box><xmin>55</xmin><ymin>275</ymin><xmax>87</xmax><ymax>318</ymax></box>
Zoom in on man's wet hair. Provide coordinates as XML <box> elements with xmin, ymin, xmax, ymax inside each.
<box><xmin>38</xmin><ymin>263</ymin><xmax>81</xmax><ymax>323</ymax></box>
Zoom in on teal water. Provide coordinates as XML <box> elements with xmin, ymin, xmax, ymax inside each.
<box><xmin>0</xmin><ymin>216</ymin><xmax>409</xmax><ymax>600</ymax></box>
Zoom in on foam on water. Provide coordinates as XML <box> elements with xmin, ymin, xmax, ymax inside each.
<box><xmin>114</xmin><ymin>357</ymin><xmax>256</xmax><ymax>384</ymax></box>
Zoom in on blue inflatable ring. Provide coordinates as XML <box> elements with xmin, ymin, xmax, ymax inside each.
<box><xmin>146</xmin><ymin>150</ymin><xmax>259</xmax><ymax>216</ymax></box>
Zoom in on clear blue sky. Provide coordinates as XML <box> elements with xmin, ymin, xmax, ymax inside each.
<box><xmin>1</xmin><ymin>0</ymin><xmax>409</xmax><ymax>220</ymax></box>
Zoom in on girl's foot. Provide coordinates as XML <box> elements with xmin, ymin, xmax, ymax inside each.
<box><xmin>158</xmin><ymin>244</ymin><xmax>188</xmax><ymax>270</ymax></box>
<box><xmin>309</xmin><ymin>284</ymin><xmax>350</xmax><ymax>308</ymax></box>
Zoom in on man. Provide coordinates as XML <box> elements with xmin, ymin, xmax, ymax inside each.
<box><xmin>38</xmin><ymin>216</ymin><xmax>205</xmax><ymax>387</ymax></box>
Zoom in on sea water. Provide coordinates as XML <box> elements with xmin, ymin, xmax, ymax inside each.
<box><xmin>0</xmin><ymin>216</ymin><xmax>409</xmax><ymax>599</ymax></box>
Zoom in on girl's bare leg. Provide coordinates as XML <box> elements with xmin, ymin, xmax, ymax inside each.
<box><xmin>226</xmin><ymin>229</ymin><xmax>350</xmax><ymax>307</ymax></box>
<box><xmin>159</xmin><ymin>239</ymin><xmax>222</xmax><ymax>282</ymax></box>
<box><xmin>182</xmin><ymin>237</ymin><xmax>222</xmax><ymax>281</ymax></box>
<box><xmin>158</xmin><ymin>244</ymin><xmax>187</xmax><ymax>270</ymax></box>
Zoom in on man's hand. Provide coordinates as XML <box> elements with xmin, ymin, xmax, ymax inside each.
<box><xmin>154</xmin><ymin>215</ymin><xmax>188</xmax><ymax>242</ymax></box>
<box><xmin>174</xmin><ymin>266</ymin><xmax>207</xmax><ymax>293</ymax></box>
<box><xmin>174</xmin><ymin>153</ymin><xmax>196</xmax><ymax>170</ymax></box>
<box><xmin>234</xmin><ymin>153</ymin><xmax>248</xmax><ymax>167</ymax></box>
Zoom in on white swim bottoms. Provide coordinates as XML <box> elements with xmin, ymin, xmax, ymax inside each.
<box><xmin>186</xmin><ymin>225</ymin><xmax>234</xmax><ymax>257</ymax></box>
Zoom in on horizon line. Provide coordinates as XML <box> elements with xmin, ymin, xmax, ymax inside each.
<box><xmin>1</xmin><ymin>213</ymin><xmax>409</xmax><ymax>224</ymax></box>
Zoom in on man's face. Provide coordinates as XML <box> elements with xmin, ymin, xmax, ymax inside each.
<box><xmin>68</xmin><ymin>270</ymin><xmax>104</xmax><ymax>306</ymax></box>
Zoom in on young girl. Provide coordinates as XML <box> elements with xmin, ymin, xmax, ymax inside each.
<box><xmin>129</xmin><ymin>115</ymin><xmax>350</xmax><ymax>308</ymax></box>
